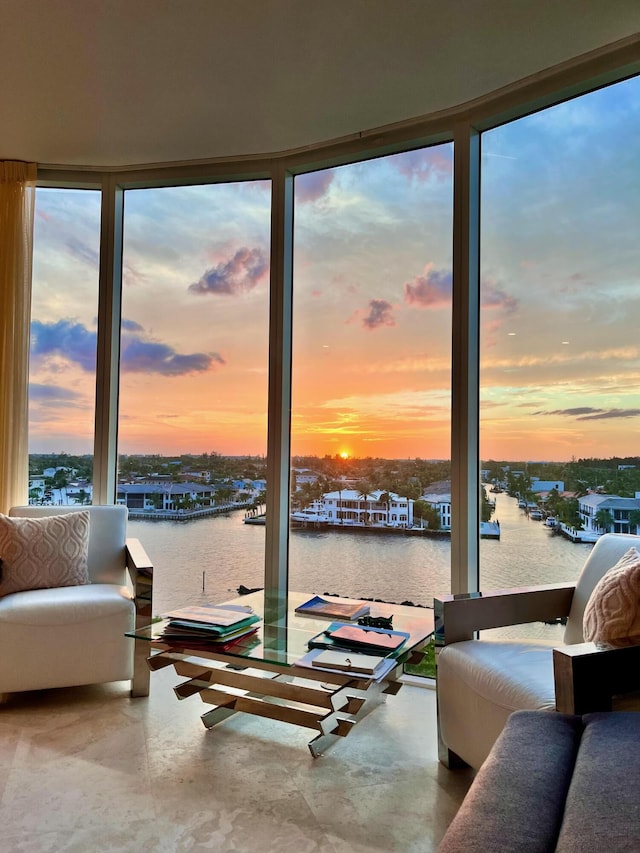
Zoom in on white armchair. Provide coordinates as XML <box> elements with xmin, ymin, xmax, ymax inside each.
<box><xmin>0</xmin><ymin>505</ymin><xmax>153</xmax><ymax>698</ymax></box>
<box><xmin>435</xmin><ymin>532</ymin><xmax>640</xmax><ymax>770</ymax></box>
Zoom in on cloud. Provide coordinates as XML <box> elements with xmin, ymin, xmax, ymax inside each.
<box><xmin>65</xmin><ymin>235</ymin><xmax>100</xmax><ymax>268</ymax></box>
<box><xmin>121</xmin><ymin>338</ymin><xmax>224</xmax><ymax>375</ymax></box>
<box><xmin>534</xmin><ymin>407</ymin><xmax>640</xmax><ymax>421</ymax></box>
<box><xmin>189</xmin><ymin>247</ymin><xmax>269</xmax><ymax>296</ymax></box>
<box><xmin>121</xmin><ymin>318</ymin><xmax>144</xmax><ymax>332</ymax></box>
<box><xmin>30</xmin><ymin>318</ymin><xmax>223</xmax><ymax>376</ymax></box>
<box><xmin>404</xmin><ymin>264</ymin><xmax>451</xmax><ymax>308</ymax></box>
<box><xmin>29</xmin><ymin>383</ymin><xmax>83</xmax><ymax>403</ymax></box>
<box><xmin>30</xmin><ymin>319</ymin><xmax>98</xmax><ymax>372</ymax></box>
<box><xmin>362</xmin><ymin>299</ymin><xmax>396</xmax><ymax>330</ymax></box>
<box><xmin>393</xmin><ymin>147</ymin><xmax>453</xmax><ymax>182</ymax></box>
<box><xmin>481</xmin><ymin>281</ymin><xmax>518</xmax><ymax>313</ymax></box>
<box><xmin>295</xmin><ymin>170</ymin><xmax>335</xmax><ymax>203</ymax></box>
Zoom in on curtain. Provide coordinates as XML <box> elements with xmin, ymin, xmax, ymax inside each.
<box><xmin>0</xmin><ymin>161</ymin><xmax>37</xmax><ymax>514</ymax></box>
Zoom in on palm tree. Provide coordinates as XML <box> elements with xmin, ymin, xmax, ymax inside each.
<box><xmin>356</xmin><ymin>480</ymin><xmax>374</xmax><ymax>525</ymax></box>
<box><xmin>594</xmin><ymin>507</ymin><xmax>614</xmax><ymax>532</ymax></box>
<box><xmin>629</xmin><ymin>509</ymin><xmax>640</xmax><ymax>534</ymax></box>
<box><xmin>378</xmin><ymin>491</ymin><xmax>392</xmax><ymax>525</ymax></box>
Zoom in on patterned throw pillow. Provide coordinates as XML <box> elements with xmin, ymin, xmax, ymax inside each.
<box><xmin>0</xmin><ymin>512</ymin><xmax>90</xmax><ymax>596</ymax></box>
<box><xmin>583</xmin><ymin>546</ymin><xmax>640</xmax><ymax>647</ymax></box>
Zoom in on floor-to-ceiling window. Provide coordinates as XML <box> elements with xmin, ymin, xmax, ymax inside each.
<box><xmin>479</xmin><ymin>75</ymin><xmax>640</xmax><ymax>636</ymax></box>
<box><xmin>28</xmin><ymin>187</ymin><xmax>101</xmax><ymax>505</ymax></box>
<box><xmin>118</xmin><ymin>181</ymin><xmax>271</xmax><ymax>614</ymax></box>
<box><xmin>290</xmin><ymin>144</ymin><xmax>454</xmax><ymax>605</ymax></box>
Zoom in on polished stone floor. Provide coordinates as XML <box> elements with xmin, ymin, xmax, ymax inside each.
<box><xmin>0</xmin><ymin>671</ymin><xmax>474</xmax><ymax>852</ymax></box>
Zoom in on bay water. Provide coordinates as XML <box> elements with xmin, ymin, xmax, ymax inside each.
<box><xmin>132</xmin><ymin>491</ymin><xmax>593</xmax><ymax>620</ymax></box>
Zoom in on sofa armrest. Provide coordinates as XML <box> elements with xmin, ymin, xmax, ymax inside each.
<box><xmin>553</xmin><ymin>642</ymin><xmax>640</xmax><ymax>714</ymax></box>
<box><xmin>434</xmin><ymin>583</ymin><xmax>576</xmax><ymax>645</ymax></box>
<box><xmin>125</xmin><ymin>538</ymin><xmax>153</xmax><ymax>697</ymax></box>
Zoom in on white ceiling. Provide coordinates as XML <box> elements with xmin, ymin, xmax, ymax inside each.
<box><xmin>2</xmin><ymin>0</ymin><xmax>639</xmax><ymax>168</ymax></box>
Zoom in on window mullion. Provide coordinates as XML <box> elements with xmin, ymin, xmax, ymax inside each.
<box><xmin>451</xmin><ymin>122</ymin><xmax>480</xmax><ymax>594</ymax></box>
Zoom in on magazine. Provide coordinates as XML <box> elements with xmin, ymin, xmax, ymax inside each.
<box><xmin>294</xmin><ymin>595</ymin><xmax>370</xmax><ymax>621</ymax></box>
<box><xmin>163</xmin><ymin>603</ymin><xmax>255</xmax><ymax>628</ymax></box>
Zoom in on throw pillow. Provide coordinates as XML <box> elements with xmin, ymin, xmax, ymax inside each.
<box><xmin>0</xmin><ymin>512</ymin><xmax>90</xmax><ymax>596</ymax></box>
<box><xmin>583</xmin><ymin>546</ymin><xmax>640</xmax><ymax>647</ymax></box>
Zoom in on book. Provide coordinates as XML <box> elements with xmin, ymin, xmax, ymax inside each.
<box><xmin>165</xmin><ymin>614</ymin><xmax>260</xmax><ymax>637</ymax></box>
<box><xmin>294</xmin><ymin>595</ymin><xmax>370</xmax><ymax>621</ymax></box>
<box><xmin>163</xmin><ymin>603</ymin><xmax>255</xmax><ymax>628</ymax></box>
<box><xmin>311</xmin><ymin>649</ymin><xmax>386</xmax><ymax>675</ymax></box>
<box><xmin>294</xmin><ymin>648</ymin><xmax>399</xmax><ymax>683</ymax></box>
<box><xmin>322</xmin><ymin>622</ymin><xmax>409</xmax><ymax>653</ymax></box>
<box><xmin>155</xmin><ymin>628</ymin><xmax>260</xmax><ymax>652</ymax></box>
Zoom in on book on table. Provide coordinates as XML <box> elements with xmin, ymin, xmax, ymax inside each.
<box><xmin>310</xmin><ymin>649</ymin><xmax>386</xmax><ymax>675</ymax></box>
<box><xmin>163</xmin><ymin>603</ymin><xmax>255</xmax><ymax>628</ymax></box>
<box><xmin>308</xmin><ymin>621</ymin><xmax>409</xmax><ymax>654</ymax></box>
<box><xmin>294</xmin><ymin>595</ymin><xmax>370</xmax><ymax>621</ymax></box>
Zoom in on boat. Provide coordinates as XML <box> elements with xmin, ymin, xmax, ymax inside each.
<box><xmin>290</xmin><ymin>509</ymin><xmax>330</xmax><ymax>525</ymax></box>
<box><xmin>480</xmin><ymin>521</ymin><xmax>501</xmax><ymax>539</ymax></box>
<box><xmin>243</xmin><ymin>512</ymin><xmax>266</xmax><ymax>525</ymax></box>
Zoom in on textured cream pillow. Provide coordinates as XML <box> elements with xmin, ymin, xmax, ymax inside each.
<box><xmin>583</xmin><ymin>546</ymin><xmax>640</xmax><ymax>647</ymax></box>
<box><xmin>0</xmin><ymin>512</ymin><xmax>90</xmax><ymax>596</ymax></box>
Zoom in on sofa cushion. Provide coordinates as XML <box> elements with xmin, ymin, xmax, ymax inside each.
<box><xmin>0</xmin><ymin>512</ymin><xmax>90</xmax><ymax>597</ymax></box>
<box><xmin>555</xmin><ymin>713</ymin><xmax>640</xmax><ymax>853</ymax></box>
<box><xmin>583</xmin><ymin>546</ymin><xmax>640</xmax><ymax>647</ymax></box>
<box><xmin>438</xmin><ymin>710</ymin><xmax>583</xmax><ymax>853</ymax></box>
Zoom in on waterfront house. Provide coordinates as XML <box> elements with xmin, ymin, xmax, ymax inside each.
<box><xmin>319</xmin><ymin>489</ymin><xmax>414</xmax><ymax>527</ymax></box>
<box><xmin>578</xmin><ymin>492</ymin><xmax>640</xmax><ymax>535</ymax></box>
<box><xmin>117</xmin><ymin>482</ymin><xmax>217</xmax><ymax>513</ymax></box>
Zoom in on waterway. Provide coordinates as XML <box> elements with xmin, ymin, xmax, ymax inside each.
<box><xmin>130</xmin><ymin>491</ymin><xmax>593</xmax><ymax>623</ymax></box>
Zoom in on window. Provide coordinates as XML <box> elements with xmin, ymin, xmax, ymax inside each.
<box><xmin>29</xmin><ymin>188</ymin><xmax>101</xmax><ymax>506</ymax></box>
<box><xmin>290</xmin><ymin>145</ymin><xmax>454</xmax><ymax>605</ymax></box>
<box><xmin>118</xmin><ymin>181</ymin><xmax>271</xmax><ymax>614</ymax></box>
<box><xmin>479</xmin><ymin>76</ymin><xmax>640</xmax><ymax>634</ymax></box>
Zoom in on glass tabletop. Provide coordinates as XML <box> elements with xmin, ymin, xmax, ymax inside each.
<box><xmin>127</xmin><ymin>590</ymin><xmax>434</xmax><ymax>669</ymax></box>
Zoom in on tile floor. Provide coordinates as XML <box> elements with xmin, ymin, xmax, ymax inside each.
<box><xmin>0</xmin><ymin>671</ymin><xmax>474</xmax><ymax>852</ymax></box>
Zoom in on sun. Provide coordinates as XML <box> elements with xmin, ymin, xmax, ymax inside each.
<box><xmin>339</xmin><ymin>451</ymin><xmax>350</xmax><ymax>460</ymax></box>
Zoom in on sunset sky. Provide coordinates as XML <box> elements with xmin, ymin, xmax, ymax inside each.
<box><xmin>29</xmin><ymin>75</ymin><xmax>639</xmax><ymax>462</ymax></box>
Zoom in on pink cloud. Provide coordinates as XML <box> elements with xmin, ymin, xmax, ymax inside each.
<box><xmin>404</xmin><ymin>264</ymin><xmax>451</xmax><ymax>308</ymax></box>
<box><xmin>295</xmin><ymin>170</ymin><xmax>335</xmax><ymax>203</ymax></box>
<box><xmin>362</xmin><ymin>299</ymin><xmax>396</xmax><ymax>330</ymax></box>
<box><xmin>393</xmin><ymin>147</ymin><xmax>452</xmax><ymax>182</ymax></box>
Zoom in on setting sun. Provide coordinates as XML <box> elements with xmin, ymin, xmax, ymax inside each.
<box><xmin>340</xmin><ymin>451</ymin><xmax>350</xmax><ymax>460</ymax></box>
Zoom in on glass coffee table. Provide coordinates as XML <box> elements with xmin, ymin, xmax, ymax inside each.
<box><xmin>128</xmin><ymin>590</ymin><xmax>434</xmax><ymax>757</ymax></box>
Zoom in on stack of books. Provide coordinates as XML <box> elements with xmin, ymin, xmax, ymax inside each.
<box><xmin>157</xmin><ymin>603</ymin><xmax>261</xmax><ymax>650</ymax></box>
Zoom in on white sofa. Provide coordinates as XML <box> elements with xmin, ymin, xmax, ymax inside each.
<box><xmin>435</xmin><ymin>532</ymin><xmax>640</xmax><ymax>770</ymax></box>
<box><xmin>0</xmin><ymin>505</ymin><xmax>153</xmax><ymax>697</ymax></box>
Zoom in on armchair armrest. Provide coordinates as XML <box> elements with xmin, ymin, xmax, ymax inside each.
<box><xmin>125</xmin><ymin>538</ymin><xmax>153</xmax><ymax>697</ymax></box>
<box><xmin>434</xmin><ymin>583</ymin><xmax>576</xmax><ymax>645</ymax></box>
<box><xmin>553</xmin><ymin>642</ymin><xmax>640</xmax><ymax>714</ymax></box>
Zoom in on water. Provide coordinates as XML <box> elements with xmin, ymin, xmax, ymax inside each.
<box><xmin>130</xmin><ymin>491</ymin><xmax>593</xmax><ymax>619</ymax></box>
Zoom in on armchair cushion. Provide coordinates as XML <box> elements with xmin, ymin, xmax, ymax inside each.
<box><xmin>583</xmin><ymin>546</ymin><xmax>640</xmax><ymax>647</ymax></box>
<box><xmin>438</xmin><ymin>639</ymin><xmax>557</xmax><ymax>770</ymax></box>
<box><xmin>0</xmin><ymin>511</ymin><xmax>90</xmax><ymax>597</ymax></box>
